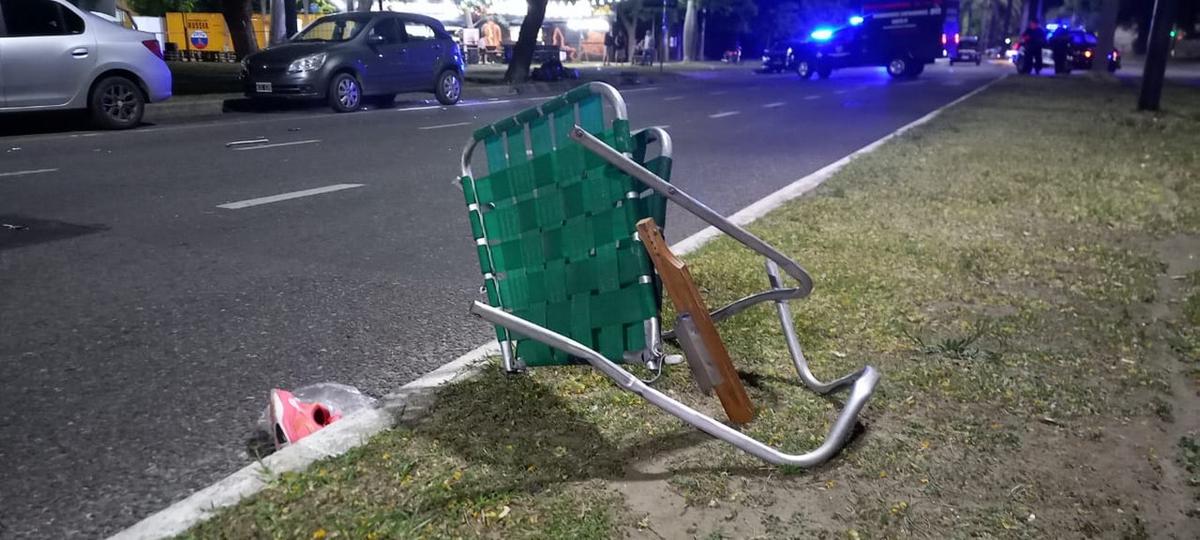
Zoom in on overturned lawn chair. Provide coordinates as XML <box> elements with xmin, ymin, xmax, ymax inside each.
<box><xmin>458</xmin><ymin>82</ymin><xmax>879</xmax><ymax>467</ymax></box>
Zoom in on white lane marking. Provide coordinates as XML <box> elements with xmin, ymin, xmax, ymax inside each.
<box><xmin>804</xmin><ymin>94</ymin><xmax>821</xmax><ymax>100</ymax></box>
<box><xmin>664</xmin><ymin>95</ymin><xmax>686</xmax><ymax>101</ymax></box>
<box><xmin>418</xmin><ymin>121</ymin><xmax>472</xmax><ymax>131</ymax></box>
<box><xmin>0</xmin><ymin>168</ymin><xmax>58</xmax><ymax>178</ymax></box>
<box><xmin>708</xmin><ymin>111</ymin><xmax>740</xmax><ymax>118</ymax></box>
<box><xmin>216</xmin><ymin>183</ymin><xmax>364</xmax><ymax>209</ymax></box>
<box><xmin>763</xmin><ymin>102</ymin><xmax>786</xmax><ymax>108</ymax></box>
<box><xmin>231</xmin><ymin>139</ymin><xmax>320</xmax><ymax>151</ymax></box>
<box><xmin>225</xmin><ymin>138</ymin><xmax>269</xmax><ymax>148</ymax></box>
<box><xmin>709</xmin><ymin>90</ymin><xmax>728</xmax><ymax>95</ymax></box>
<box><xmin>833</xmin><ymin>89</ymin><xmax>848</xmax><ymax>95</ymax></box>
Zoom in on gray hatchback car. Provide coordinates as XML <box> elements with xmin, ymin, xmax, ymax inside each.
<box><xmin>0</xmin><ymin>0</ymin><xmax>172</xmax><ymax>129</ymax></box>
<box><xmin>242</xmin><ymin>12</ymin><xmax>465</xmax><ymax>112</ymax></box>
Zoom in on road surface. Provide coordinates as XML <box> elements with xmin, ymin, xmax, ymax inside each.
<box><xmin>0</xmin><ymin>62</ymin><xmax>1003</xmax><ymax>538</ymax></box>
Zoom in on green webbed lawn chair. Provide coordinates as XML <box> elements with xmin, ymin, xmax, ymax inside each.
<box><xmin>459</xmin><ymin>82</ymin><xmax>880</xmax><ymax>467</ymax></box>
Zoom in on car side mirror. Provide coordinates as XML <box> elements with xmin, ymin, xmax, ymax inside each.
<box><xmin>368</xmin><ymin>34</ymin><xmax>386</xmax><ymax>45</ymax></box>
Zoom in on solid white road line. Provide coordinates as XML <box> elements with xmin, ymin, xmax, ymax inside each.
<box><xmin>664</xmin><ymin>95</ymin><xmax>686</xmax><ymax>101</ymax></box>
<box><xmin>804</xmin><ymin>94</ymin><xmax>821</xmax><ymax>100</ymax></box>
<box><xmin>216</xmin><ymin>184</ymin><xmax>364</xmax><ymax>209</ymax></box>
<box><xmin>708</xmin><ymin>111</ymin><xmax>740</xmax><ymax>118</ymax></box>
<box><xmin>0</xmin><ymin>168</ymin><xmax>58</xmax><ymax>178</ymax></box>
<box><xmin>763</xmin><ymin>102</ymin><xmax>786</xmax><ymax>108</ymax></box>
<box><xmin>418</xmin><ymin>121</ymin><xmax>472</xmax><ymax>130</ymax></box>
<box><xmin>833</xmin><ymin>89</ymin><xmax>848</xmax><ymax>95</ymax></box>
<box><xmin>231</xmin><ymin>139</ymin><xmax>320</xmax><ymax>151</ymax></box>
<box><xmin>110</xmin><ymin>72</ymin><xmax>1011</xmax><ymax>540</ymax></box>
<box><xmin>709</xmin><ymin>90</ymin><xmax>728</xmax><ymax>95</ymax></box>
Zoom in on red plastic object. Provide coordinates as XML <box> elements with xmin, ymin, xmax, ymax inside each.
<box><xmin>269</xmin><ymin>389</ymin><xmax>342</xmax><ymax>449</ymax></box>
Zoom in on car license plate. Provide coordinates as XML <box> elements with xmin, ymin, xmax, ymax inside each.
<box><xmin>255</xmin><ymin>82</ymin><xmax>272</xmax><ymax>93</ymax></box>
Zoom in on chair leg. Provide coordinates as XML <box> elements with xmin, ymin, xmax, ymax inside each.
<box><xmin>766</xmin><ymin>260</ymin><xmax>870</xmax><ymax>394</ymax></box>
<box><xmin>471</xmin><ymin>301</ymin><xmax>880</xmax><ymax>467</ymax></box>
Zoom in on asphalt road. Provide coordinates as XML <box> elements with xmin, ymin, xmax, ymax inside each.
<box><xmin>0</xmin><ymin>61</ymin><xmax>1003</xmax><ymax>539</ymax></box>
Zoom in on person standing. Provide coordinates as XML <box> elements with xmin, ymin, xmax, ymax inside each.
<box><xmin>1020</xmin><ymin>19</ymin><xmax>1046</xmax><ymax>74</ymax></box>
<box><xmin>604</xmin><ymin>29</ymin><xmax>614</xmax><ymax>66</ymax></box>
<box><xmin>1049</xmin><ymin>25</ymin><xmax>1071</xmax><ymax>74</ymax></box>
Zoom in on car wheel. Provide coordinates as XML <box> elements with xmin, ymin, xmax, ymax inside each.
<box><xmin>817</xmin><ymin>65</ymin><xmax>832</xmax><ymax>79</ymax></box>
<box><xmin>328</xmin><ymin>73</ymin><xmax>362</xmax><ymax>113</ymax></box>
<box><xmin>886</xmin><ymin>57</ymin><xmax>910</xmax><ymax>78</ymax></box>
<box><xmin>949</xmin><ymin>58</ymin><xmax>955</xmax><ymax>66</ymax></box>
<box><xmin>975</xmin><ymin>57</ymin><xmax>982</xmax><ymax>66</ymax></box>
<box><xmin>435</xmin><ymin>70</ymin><xmax>462</xmax><ymax>106</ymax></box>
<box><xmin>907</xmin><ymin>62</ymin><xmax>925</xmax><ymax>77</ymax></box>
<box><xmin>90</xmin><ymin>76</ymin><xmax>144</xmax><ymax>130</ymax></box>
<box><xmin>796</xmin><ymin>60</ymin><xmax>813</xmax><ymax>79</ymax></box>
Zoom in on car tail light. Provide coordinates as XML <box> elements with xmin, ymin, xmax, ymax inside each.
<box><xmin>954</xmin><ymin>33</ymin><xmax>960</xmax><ymax>44</ymax></box>
<box><xmin>1084</xmin><ymin>49</ymin><xmax>1093</xmax><ymax>58</ymax></box>
<box><xmin>142</xmin><ymin>39</ymin><xmax>163</xmax><ymax>60</ymax></box>
<box><xmin>941</xmin><ymin>33</ymin><xmax>947</xmax><ymax>45</ymax></box>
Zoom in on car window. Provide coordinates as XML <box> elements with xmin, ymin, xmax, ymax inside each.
<box><xmin>294</xmin><ymin>17</ymin><xmax>365</xmax><ymax>42</ymax></box>
<box><xmin>0</xmin><ymin>0</ymin><xmax>84</xmax><ymax>37</ymax></box>
<box><xmin>369</xmin><ymin>18</ymin><xmax>402</xmax><ymax>43</ymax></box>
<box><xmin>404</xmin><ymin>21</ymin><xmax>436</xmax><ymax>41</ymax></box>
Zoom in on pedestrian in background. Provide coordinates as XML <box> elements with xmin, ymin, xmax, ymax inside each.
<box><xmin>1020</xmin><ymin>19</ymin><xmax>1045</xmax><ymax>74</ymax></box>
<box><xmin>604</xmin><ymin>30</ymin><xmax>614</xmax><ymax>66</ymax></box>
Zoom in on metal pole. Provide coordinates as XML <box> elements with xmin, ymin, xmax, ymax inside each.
<box><xmin>660</xmin><ymin>1</ymin><xmax>667</xmax><ymax>72</ymax></box>
<box><xmin>1139</xmin><ymin>0</ymin><xmax>1176</xmax><ymax>111</ymax></box>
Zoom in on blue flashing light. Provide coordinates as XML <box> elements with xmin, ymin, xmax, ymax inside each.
<box><xmin>849</xmin><ymin>15</ymin><xmax>864</xmax><ymax>26</ymax></box>
<box><xmin>1044</xmin><ymin>23</ymin><xmax>1060</xmax><ymax>32</ymax></box>
<box><xmin>810</xmin><ymin>28</ymin><xmax>834</xmax><ymax>41</ymax></box>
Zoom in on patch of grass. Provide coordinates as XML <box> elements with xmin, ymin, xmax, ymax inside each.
<box><xmin>187</xmin><ymin>76</ymin><xmax>1200</xmax><ymax>538</ymax></box>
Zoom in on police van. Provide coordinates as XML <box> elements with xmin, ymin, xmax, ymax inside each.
<box><xmin>794</xmin><ymin>0</ymin><xmax>955</xmax><ymax>80</ymax></box>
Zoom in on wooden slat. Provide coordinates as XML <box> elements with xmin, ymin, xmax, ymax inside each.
<box><xmin>636</xmin><ymin>218</ymin><xmax>755</xmax><ymax>424</ymax></box>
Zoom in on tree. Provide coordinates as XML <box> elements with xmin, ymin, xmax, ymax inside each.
<box><xmin>221</xmin><ymin>0</ymin><xmax>259</xmax><ymax>59</ymax></box>
<box><xmin>683</xmin><ymin>0</ymin><xmax>698</xmax><ymax>60</ymax></box>
<box><xmin>505</xmin><ymin>0</ymin><xmax>550</xmax><ymax>82</ymax></box>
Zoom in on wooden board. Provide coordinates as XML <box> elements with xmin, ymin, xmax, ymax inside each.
<box><xmin>637</xmin><ymin>218</ymin><xmax>755</xmax><ymax>425</ymax></box>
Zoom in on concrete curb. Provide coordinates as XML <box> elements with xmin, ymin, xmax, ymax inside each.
<box><xmin>109</xmin><ymin>341</ymin><xmax>498</xmax><ymax>540</ymax></box>
<box><xmin>108</xmin><ymin>72</ymin><xmax>1008</xmax><ymax>540</ymax></box>
<box><xmin>145</xmin><ymin>72</ymin><xmax>681</xmax><ymax>123</ymax></box>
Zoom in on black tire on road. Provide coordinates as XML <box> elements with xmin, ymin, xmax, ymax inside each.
<box><xmin>975</xmin><ymin>57</ymin><xmax>982</xmax><ymax>65</ymax></box>
<box><xmin>886</xmin><ymin>56</ymin><xmax>911</xmax><ymax>78</ymax></box>
<box><xmin>796</xmin><ymin>60</ymin><xmax>814</xmax><ymax>79</ymax></box>
<box><xmin>89</xmin><ymin>76</ymin><xmax>144</xmax><ymax>130</ymax></box>
<box><xmin>817</xmin><ymin>65</ymin><xmax>832</xmax><ymax>79</ymax></box>
<box><xmin>907</xmin><ymin>62</ymin><xmax>925</xmax><ymax>77</ymax></box>
<box><xmin>328</xmin><ymin>73</ymin><xmax>362</xmax><ymax>113</ymax></box>
<box><xmin>435</xmin><ymin>70</ymin><xmax>462</xmax><ymax>106</ymax></box>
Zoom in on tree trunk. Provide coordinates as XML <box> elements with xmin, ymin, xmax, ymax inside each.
<box><xmin>682</xmin><ymin>0</ymin><xmax>697</xmax><ymax>62</ymax></box>
<box><xmin>221</xmin><ymin>0</ymin><xmax>259</xmax><ymax>59</ymax></box>
<box><xmin>623</xmin><ymin>16</ymin><xmax>636</xmax><ymax>64</ymax></box>
<box><xmin>505</xmin><ymin>0</ymin><xmax>548</xmax><ymax>83</ymax></box>
<box><xmin>1002</xmin><ymin>0</ymin><xmax>1015</xmax><ymax>36</ymax></box>
<box><xmin>1091</xmin><ymin>0</ymin><xmax>1119</xmax><ymax>75</ymax></box>
<box><xmin>284</xmin><ymin>0</ymin><xmax>298</xmax><ymax>38</ymax></box>
<box><xmin>270</xmin><ymin>0</ymin><xmax>286</xmax><ymax>45</ymax></box>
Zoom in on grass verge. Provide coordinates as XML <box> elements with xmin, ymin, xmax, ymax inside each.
<box><xmin>184</xmin><ymin>75</ymin><xmax>1200</xmax><ymax>539</ymax></box>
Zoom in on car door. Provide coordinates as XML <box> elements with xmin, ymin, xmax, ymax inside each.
<box><xmin>398</xmin><ymin>19</ymin><xmax>441</xmax><ymax>91</ymax></box>
<box><xmin>362</xmin><ymin>16</ymin><xmax>406</xmax><ymax>94</ymax></box>
<box><xmin>0</xmin><ymin>0</ymin><xmax>96</xmax><ymax>108</ymax></box>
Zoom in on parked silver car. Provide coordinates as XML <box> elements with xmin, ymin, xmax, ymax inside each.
<box><xmin>0</xmin><ymin>0</ymin><xmax>172</xmax><ymax>129</ymax></box>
